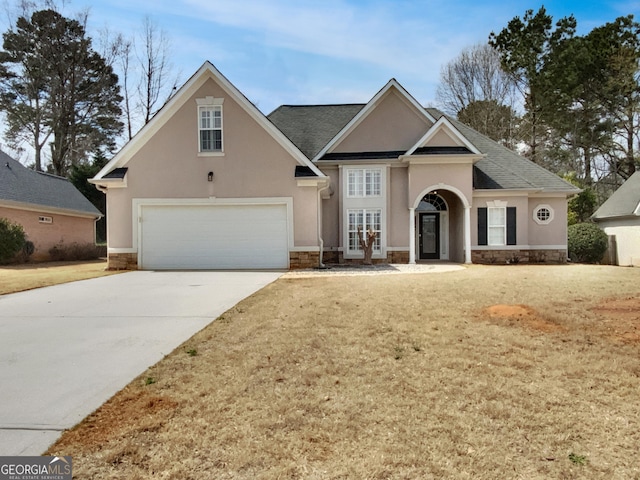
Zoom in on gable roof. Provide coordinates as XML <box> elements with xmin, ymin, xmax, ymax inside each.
<box><xmin>407</xmin><ymin>115</ymin><xmax>482</xmax><ymax>156</ymax></box>
<box><xmin>268</xmin><ymin>104</ymin><xmax>365</xmax><ymax>160</ymax></box>
<box><xmin>310</xmin><ymin>79</ymin><xmax>436</xmax><ymax>162</ymax></box>
<box><xmin>93</xmin><ymin>61</ymin><xmax>326</xmax><ymax>183</ymax></box>
<box><xmin>426</xmin><ymin>110</ymin><xmax>579</xmax><ymax>193</ymax></box>
<box><xmin>592</xmin><ymin>171</ymin><xmax>640</xmax><ymax>220</ymax></box>
<box><xmin>0</xmin><ymin>151</ymin><xmax>101</xmax><ymax>217</ymax></box>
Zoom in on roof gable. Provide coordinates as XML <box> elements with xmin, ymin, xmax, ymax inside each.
<box><xmin>407</xmin><ymin>116</ymin><xmax>482</xmax><ymax>156</ymax></box>
<box><xmin>0</xmin><ymin>151</ymin><xmax>101</xmax><ymax>216</ymax></box>
<box><xmin>312</xmin><ymin>79</ymin><xmax>436</xmax><ymax>161</ymax></box>
<box><xmin>94</xmin><ymin>61</ymin><xmax>325</xmax><ymax>182</ymax></box>
<box><xmin>593</xmin><ymin>171</ymin><xmax>640</xmax><ymax>220</ymax></box>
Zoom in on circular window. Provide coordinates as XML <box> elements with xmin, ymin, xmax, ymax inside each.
<box><xmin>533</xmin><ymin>205</ymin><xmax>554</xmax><ymax>225</ymax></box>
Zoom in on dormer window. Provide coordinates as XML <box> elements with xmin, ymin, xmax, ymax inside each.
<box><xmin>197</xmin><ymin>97</ymin><xmax>224</xmax><ymax>155</ymax></box>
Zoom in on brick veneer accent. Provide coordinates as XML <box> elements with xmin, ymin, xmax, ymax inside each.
<box><xmin>472</xmin><ymin>249</ymin><xmax>567</xmax><ymax>264</ymax></box>
<box><xmin>289</xmin><ymin>251</ymin><xmax>320</xmax><ymax>269</ymax></box>
<box><xmin>107</xmin><ymin>252</ymin><xmax>138</xmax><ymax>270</ymax></box>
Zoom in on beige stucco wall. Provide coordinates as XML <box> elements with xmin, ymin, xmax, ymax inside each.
<box><xmin>106</xmin><ymin>77</ymin><xmax>319</xmax><ymax>250</ymax></box>
<box><xmin>527</xmin><ymin>197</ymin><xmax>569</xmax><ymax>246</ymax></box>
<box><xmin>320</xmin><ymin>167</ymin><xmax>340</xmax><ymax>250</ymax></box>
<box><xmin>0</xmin><ymin>205</ymin><xmax>96</xmax><ymax>260</ymax></box>
<box><xmin>388</xmin><ymin>166</ymin><xmax>409</xmax><ymax>247</ymax></box>
<box><xmin>408</xmin><ymin>163</ymin><xmax>473</xmax><ymax>208</ymax></box>
<box><xmin>598</xmin><ymin>218</ymin><xmax>640</xmax><ymax>266</ymax></box>
<box><xmin>470</xmin><ymin>195</ymin><xmax>529</xmax><ymax>246</ymax></box>
<box><xmin>333</xmin><ymin>90</ymin><xmax>432</xmax><ymax>153</ymax></box>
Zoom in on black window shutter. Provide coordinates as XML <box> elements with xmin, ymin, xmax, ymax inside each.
<box><xmin>507</xmin><ymin>207</ymin><xmax>517</xmax><ymax>245</ymax></box>
<box><xmin>478</xmin><ymin>208</ymin><xmax>487</xmax><ymax>246</ymax></box>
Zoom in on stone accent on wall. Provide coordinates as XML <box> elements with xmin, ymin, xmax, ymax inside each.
<box><xmin>318</xmin><ymin>250</ymin><xmax>411</xmax><ymax>266</ymax></box>
<box><xmin>108</xmin><ymin>252</ymin><xmax>138</xmax><ymax>270</ymax></box>
<box><xmin>472</xmin><ymin>249</ymin><xmax>567</xmax><ymax>264</ymax></box>
<box><xmin>290</xmin><ymin>251</ymin><xmax>320</xmax><ymax>269</ymax></box>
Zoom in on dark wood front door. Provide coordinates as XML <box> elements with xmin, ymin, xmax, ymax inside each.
<box><xmin>419</xmin><ymin>213</ymin><xmax>439</xmax><ymax>260</ymax></box>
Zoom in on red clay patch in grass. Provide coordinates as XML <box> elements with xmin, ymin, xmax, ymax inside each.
<box><xmin>484</xmin><ymin>304</ymin><xmax>566</xmax><ymax>333</ymax></box>
<box><xmin>591</xmin><ymin>296</ymin><xmax>640</xmax><ymax>345</ymax></box>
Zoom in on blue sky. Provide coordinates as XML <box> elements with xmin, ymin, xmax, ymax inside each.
<box><xmin>4</xmin><ymin>0</ymin><xmax>640</xmax><ymax>115</ymax></box>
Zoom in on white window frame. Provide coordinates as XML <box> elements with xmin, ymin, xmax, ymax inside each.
<box><xmin>347</xmin><ymin>168</ymin><xmax>381</xmax><ymax>198</ymax></box>
<box><xmin>196</xmin><ymin>97</ymin><xmax>224</xmax><ymax>156</ymax></box>
<box><xmin>488</xmin><ymin>206</ymin><xmax>506</xmax><ymax>246</ymax></box>
<box><xmin>38</xmin><ymin>216</ymin><xmax>52</xmax><ymax>224</ymax></box>
<box><xmin>533</xmin><ymin>204</ymin><xmax>554</xmax><ymax>225</ymax></box>
<box><xmin>347</xmin><ymin>208</ymin><xmax>382</xmax><ymax>254</ymax></box>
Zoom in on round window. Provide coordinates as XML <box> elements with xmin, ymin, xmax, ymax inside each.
<box><xmin>533</xmin><ymin>205</ymin><xmax>554</xmax><ymax>225</ymax></box>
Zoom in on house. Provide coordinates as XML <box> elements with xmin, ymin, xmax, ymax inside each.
<box><xmin>0</xmin><ymin>150</ymin><xmax>102</xmax><ymax>261</ymax></box>
<box><xmin>592</xmin><ymin>171</ymin><xmax>640</xmax><ymax>266</ymax></box>
<box><xmin>91</xmin><ymin>61</ymin><xmax>579</xmax><ymax>270</ymax></box>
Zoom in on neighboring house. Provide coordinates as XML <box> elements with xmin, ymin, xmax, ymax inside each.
<box><xmin>592</xmin><ymin>171</ymin><xmax>640</xmax><ymax>266</ymax></box>
<box><xmin>91</xmin><ymin>61</ymin><xmax>579</xmax><ymax>270</ymax></box>
<box><xmin>0</xmin><ymin>150</ymin><xmax>102</xmax><ymax>261</ymax></box>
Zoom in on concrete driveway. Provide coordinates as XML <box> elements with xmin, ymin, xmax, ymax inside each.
<box><xmin>0</xmin><ymin>270</ymin><xmax>282</xmax><ymax>456</ymax></box>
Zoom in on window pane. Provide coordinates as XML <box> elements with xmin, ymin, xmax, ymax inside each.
<box><xmin>488</xmin><ymin>207</ymin><xmax>505</xmax><ymax>226</ymax></box>
<box><xmin>200</xmin><ymin>110</ymin><xmax>211</xmax><ymax>129</ymax></box>
<box><xmin>365</xmin><ymin>170</ymin><xmax>381</xmax><ymax>196</ymax></box>
<box><xmin>348</xmin><ymin>170</ymin><xmax>364</xmax><ymax>197</ymax></box>
<box><xmin>488</xmin><ymin>227</ymin><xmax>505</xmax><ymax>245</ymax></box>
<box><xmin>200</xmin><ymin>130</ymin><xmax>213</xmax><ymax>151</ymax></box>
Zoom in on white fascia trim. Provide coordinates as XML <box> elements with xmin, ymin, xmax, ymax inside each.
<box><xmin>529</xmin><ymin>191</ymin><xmax>578</xmax><ymax>198</ymax></box>
<box><xmin>133</xmin><ymin>196</ymin><xmax>295</xmax><ymax>259</ymax></box>
<box><xmin>0</xmin><ymin>200</ymin><xmax>102</xmax><ymax>219</ymax></box>
<box><xmin>406</xmin><ymin>116</ymin><xmax>483</xmax><ymax>156</ymax></box>
<box><xmin>635</xmin><ymin>200</ymin><xmax>640</xmax><ymax>216</ymax></box>
<box><xmin>473</xmin><ymin>245</ymin><xmax>567</xmax><ymax>250</ymax></box>
<box><xmin>297</xmin><ymin>177</ymin><xmax>330</xmax><ymax>187</ymax></box>
<box><xmin>290</xmin><ymin>246</ymin><xmax>321</xmax><ymax>252</ymax></box>
<box><xmin>89</xmin><ymin>177</ymin><xmax>127</xmax><ymax>189</ymax></box>
<box><xmin>94</xmin><ymin>61</ymin><xmax>326</xmax><ymax>181</ymax></box>
<box><xmin>400</xmin><ymin>155</ymin><xmax>481</xmax><ymax>165</ymax></box>
<box><xmin>312</xmin><ymin>79</ymin><xmax>435</xmax><ymax>162</ymax></box>
<box><xmin>108</xmin><ymin>247</ymin><xmax>137</xmax><ymax>254</ymax></box>
<box><xmin>473</xmin><ymin>189</ymin><xmax>537</xmax><ymax>197</ymax></box>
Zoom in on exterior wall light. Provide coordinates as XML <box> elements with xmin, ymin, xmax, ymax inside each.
<box><xmin>208</xmin><ymin>171</ymin><xmax>214</xmax><ymax>182</ymax></box>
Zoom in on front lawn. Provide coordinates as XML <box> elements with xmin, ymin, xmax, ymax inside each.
<box><xmin>48</xmin><ymin>264</ymin><xmax>640</xmax><ymax>479</ymax></box>
<box><xmin>0</xmin><ymin>260</ymin><xmax>121</xmax><ymax>295</ymax></box>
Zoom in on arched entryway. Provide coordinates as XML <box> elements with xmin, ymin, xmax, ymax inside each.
<box><xmin>409</xmin><ymin>185</ymin><xmax>471</xmax><ymax>264</ymax></box>
<box><xmin>416</xmin><ymin>193</ymin><xmax>448</xmax><ymax>260</ymax></box>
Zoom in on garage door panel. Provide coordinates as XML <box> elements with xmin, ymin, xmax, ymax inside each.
<box><xmin>140</xmin><ymin>204</ymin><xmax>289</xmax><ymax>269</ymax></box>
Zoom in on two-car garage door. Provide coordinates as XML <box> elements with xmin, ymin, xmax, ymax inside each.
<box><xmin>139</xmin><ymin>203</ymin><xmax>289</xmax><ymax>270</ymax></box>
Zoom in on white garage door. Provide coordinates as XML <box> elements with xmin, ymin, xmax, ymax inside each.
<box><xmin>139</xmin><ymin>203</ymin><xmax>289</xmax><ymax>269</ymax></box>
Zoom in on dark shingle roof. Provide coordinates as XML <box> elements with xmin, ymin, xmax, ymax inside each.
<box><xmin>0</xmin><ymin>151</ymin><xmax>101</xmax><ymax>216</ymax></box>
<box><xmin>446</xmin><ymin>116</ymin><xmax>578</xmax><ymax>192</ymax></box>
<box><xmin>294</xmin><ymin>166</ymin><xmax>317</xmax><ymax>177</ymax></box>
<box><xmin>592</xmin><ymin>171</ymin><xmax>640</xmax><ymax>220</ymax></box>
<box><xmin>268</xmin><ymin>104</ymin><xmax>365</xmax><ymax>159</ymax></box>
<box><xmin>269</xmin><ymin>104</ymin><xmax>578</xmax><ymax>193</ymax></box>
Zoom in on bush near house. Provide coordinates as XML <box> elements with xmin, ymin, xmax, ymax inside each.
<box><xmin>568</xmin><ymin>222</ymin><xmax>608</xmax><ymax>263</ymax></box>
<box><xmin>0</xmin><ymin>217</ymin><xmax>26</xmax><ymax>264</ymax></box>
<box><xmin>49</xmin><ymin>243</ymin><xmax>106</xmax><ymax>262</ymax></box>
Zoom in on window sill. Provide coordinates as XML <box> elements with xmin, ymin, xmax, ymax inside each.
<box><xmin>198</xmin><ymin>151</ymin><xmax>225</xmax><ymax>157</ymax></box>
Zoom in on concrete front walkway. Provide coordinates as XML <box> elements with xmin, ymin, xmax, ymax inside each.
<box><xmin>0</xmin><ymin>270</ymin><xmax>282</xmax><ymax>456</ymax></box>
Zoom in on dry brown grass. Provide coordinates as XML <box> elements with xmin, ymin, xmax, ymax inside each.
<box><xmin>47</xmin><ymin>264</ymin><xmax>640</xmax><ymax>479</ymax></box>
<box><xmin>0</xmin><ymin>260</ymin><xmax>120</xmax><ymax>295</ymax></box>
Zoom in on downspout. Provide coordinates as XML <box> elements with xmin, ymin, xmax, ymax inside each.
<box><xmin>317</xmin><ymin>180</ymin><xmax>331</xmax><ymax>268</ymax></box>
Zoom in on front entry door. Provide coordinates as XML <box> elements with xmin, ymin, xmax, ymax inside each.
<box><xmin>419</xmin><ymin>213</ymin><xmax>440</xmax><ymax>260</ymax></box>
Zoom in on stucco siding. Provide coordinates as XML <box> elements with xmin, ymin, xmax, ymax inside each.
<box><xmin>0</xmin><ymin>206</ymin><xmax>96</xmax><ymax>260</ymax></box>
<box><xmin>408</xmin><ymin>163</ymin><xmax>473</xmax><ymax>207</ymax></box>
<box><xmin>333</xmin><ymin>90</ymin><xmax>431</xmax><ymax>153</ymax></box>
<box><xmin>527</xmin><ymin>197</ymin><xmax>568</xmax><ymax>247</ymax></box>
<box><xmin>389</xmin><ymin>166</ymin><xmax>409</xmax><ymax>247</ymax></box>
<box><xmin>106</xmin><ymin>77</ymin><xmax>318</xmax><ymax>250</ymax></box>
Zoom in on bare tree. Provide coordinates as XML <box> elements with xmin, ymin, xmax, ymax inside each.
<box><xmin>137</xmin><ymin>16</ymin><xmax>179</xmax><ymax>125</ymax></box>
<box><xmin>436</xmin><ymin>43</ymin><xmax>517</xmax><ymax>116</ymax></box>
